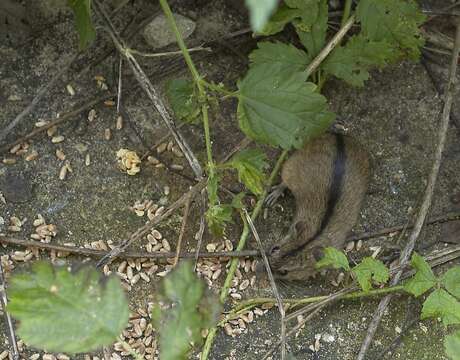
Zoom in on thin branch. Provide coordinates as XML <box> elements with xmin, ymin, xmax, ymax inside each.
<box><xmin>194</xmin><ymin>189</ymin><xmax>207</xmax><ymax>269</ymax></box>
<box><xmin>0</xmin><ymin>53</ymin><xmax>79</xmax><ymax>143</ymax></box>
<box><xmin>96</xmin><ymin>138</ymin><xmax>251</xmax><ymax>267</ymax></box>
<box><xmin>92</xmin><ymin>0</ymin><xmax>203</xmax><ymax>180</ymax></box>
<box><xmin>200</xmin><ymin>150</ymin><xmax>289</xmax><ymax>360</ymax></box>
<box><xmin>127</xmin><ymin>45</ymin><xmax>211</xmax><ymax>58</ymax></box>
<box><xmin>0</xmin><ymin>259</ymin><xmax>19</xmax><ymax>359</ymax></box>
<box><xmin>0</xmin><ymin>236</ymin><xmax>259</xmax><ymax>259</ymax></box>
<box><xmin>173</xmin><ymin>192</ymin><xmax>193</xmax><ymax>267</ymax></box>
<box><xmin>0</xmin><ymin>93</ymin><xmax>114</xmax><ymax>154</ymax></box>
<box><xmin>356</xmin><ymin>17</ymin><xmax>460</xmax><ymax>360</ymax></box>
<box><xmin>346</xmin><ymin>210</ymin><xmax>460</xmax><ymax>243</ymax></box>
<box><xmin>306</xmin><ymin>14</ymin><xmax>355</xmax><ymax>77</ymax></box>
<box><xmin>243</xmin><ymin>209</ymin><xmax>286</xmax><ymax>360</ymax></box>
<box><xmin>263</xmin><ymin>300</ymin><xmax>332</xmax><ymax>360</ymax></box>
<box><xmin>116</xmin><ymin>56</ymin><xmax>123</xmax><ymax>114</ymax></box>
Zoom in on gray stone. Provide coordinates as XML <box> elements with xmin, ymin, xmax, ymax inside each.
<box><xmin>0</xmin><ymin>170</ymin><xmax>34</xmax><ymax>204</ymax></box>
<box><xmin>143</xmin><ymin>13</ymin><xmax>196</xmax><ymax>49</ymax></box>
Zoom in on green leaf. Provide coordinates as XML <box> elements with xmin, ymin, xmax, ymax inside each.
<box><xmin>315</xmin><ymin>247</ymin><xmax>350</xmax><ymax>271</ymax></box>
<box><xmin>258</xmin><ymin>4</ymin><xmax>302</xmax><ymax>36</ymax></box>
<box><xmin>404</xmin><ymin>252</ymin><xmax>437</xmax><ymax>297</ymax></box>
<box><xmin>67</xmin><ymin>0</ymin><xmax>96</xmax><ymax>50</ymax></box>
<box><xmin>249</xmin><ymin>41</ymin><xmax>309</xmax><ymax>74</ymax></box>
<box><xmin>442</xmin><ymin>266</ymin><xmax>460</xmax><ymax>299</ymax></box>
<box><xmin>421</xmin><ymin>289</ymin><xmax>460</xmax><ymax>326</ymax></box>
<box><xmin>352</xmin><ymin>257</ymin><xmax>389</xmax><ymax>292</ymax></box>
<box><xmin>7</xmin><ymin>262</ymin><xmax>129</xmax><ymax>353</ymax></box>
<box><xmin>206</xmin><ymin>204</ymin><xmax>233</xmax><ymax>236</ymax></box>
<box><xmin>356</xmin><ymin>0</ymin><xmax>426</xmax><ymax>60</ymax></box>
<box><xmin>322</xmin><ymin>34</ymin><xmax>398</xmax><ymax>87</ymax></box>
<box><xmin>227</xmin><ymin>149</ymin><xmax>268</xmax><ymax>196</ymax></box>
<box><xmin>445</xmin><ymin>330</ymin><xmax>460</xmax><ymax>360</ymax></box>
<box><xmin>231</xmin><ymin>192</ymin><xmax>246</xmax><ymax>210</ymax></box>
<box><xmin>237</xmin><ymin>64</ymin><xmax>335</xmax><ymax>149</ymax></box>
<box><xmin>294</xmin><ymin>0</ymin><xmax>327</xmax><ymax>60</ymax></box>
<box><xmin>152</xmin><ymin>261</ymin><xmax>220</xmax><ymax>360</ymax></box>
<box><xmin>286</xmin><ymin>0</ymin><xmax>320</xmax><ymax>28</ymax></box>
<box><xmin>207</xmin><ymin>172</ymin><xmax>219</xmax><ymax>205</ymax></box>
<box><xmin>245</xmin><ymin>0</ymin><xmax>279</xmax><ymax>32</ymax></box>
<box><xmin>165</xmin><ymin>78</ymin><xmax>201</xmax><ymax>124</ymax></box>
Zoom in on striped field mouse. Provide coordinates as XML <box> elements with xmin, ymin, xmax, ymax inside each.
<box><xmin>264</xmin><ymin>133</ymin><xmax>370</xmax><ymax>281</ymax></box>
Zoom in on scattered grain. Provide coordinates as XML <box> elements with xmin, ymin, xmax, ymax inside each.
<box><xmin>52</xmin><ymin>135</ymin><xmax>65</xmax><ymax>143</ymax></box>
<box><xmin>3</xmin><ymin>157</ymin><xmax>16</xmax><ymax>165</ymax></box>
<box><xmin>66</xmin><ymin>84</ymin><xmax>75</xmax><ymax>96</ymax></box>
<box><xmin>47</xmin><ymin>126</ymin><xmax>57</xmax><ymax>137</ymax></box>
<box><xmin>88</xmin><ymin>109</ymin><xmax>97</xmax><ymax>122</ymax></box>
<box><xmin>25</xmin><ymin>150</ymin><xmax>38</xmax><ymax>161</ymax></box>
<box><xmin>116</xmin><ymin>115</ymin><xmax>123</xmax><ymax>130</ymax></box>
<box><xmin>156</xmin><ymin>142</ymin><xmax>167</xmax><ymax>154</ymax></box>
<box><xmin>104</xmin><ymin>128</ymin><xmax>112</xmax><ymax>141</ymax></box>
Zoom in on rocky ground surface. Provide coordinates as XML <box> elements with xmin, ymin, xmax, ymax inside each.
<box><xmin>0</xmin><ymin>0</ymin><xmax>459</xmax><ymax>359</ymax></box>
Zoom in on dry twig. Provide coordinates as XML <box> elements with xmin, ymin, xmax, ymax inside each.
<box><xmin>0</xmin><ymin>93</ymin><xmax>114</xmax><ymax>154</ymax></box>
<box><xmin>92</xmin><ymin>0</ymin><xmax>203</xmax><ymax>180</ymax></box>
<box><xmin>243</xmin><ymin>209</ymin><xmax>286</xmax><ymax>360</ymax></box>
<box><xmin>0</xmin><ymin>236</ymin><xmax>259</xmax><ymax>259</ymax></box>
<box><xmin>173</xmin><ymin>192</ymin><xmax>193</xmax><ymax>267</ymax></box>
<box><xmin>0</xmin><ymin>258</ymin><xmax>19</xmax><ymax>359</ymax></box>
<box><xmin>356</xmin><ymin>17</ymin><xmax>460</xmax><ymax>360</ymax></box>
<box><xmin>0</xmin><ymin>53</ymin><xmax>79</xmax><ymax>143</ymax></box>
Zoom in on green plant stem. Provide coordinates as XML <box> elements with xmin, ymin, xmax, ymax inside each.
<box><xmin>221</xmin><ymin>285</ymin><xmax>406</xmax><ymax>324</ymax></box>
<box><xmin>158</xmin><ymin>0</ymin><xmax>215</xmax><ymax>176</ymax></box>
<box><xmin>341</xmin><ymin>0</ymin><xmax>353</xmax><ymax>28</ymax></box>
<box><xmin>200</xmin><ymin>149</ymin><xmax>289</xmax><ymax>360</ymax></box>
<box><xmin>201</xmin><ymin>80</ymin><xmax>237</xmax><ymax>97</ymax></box>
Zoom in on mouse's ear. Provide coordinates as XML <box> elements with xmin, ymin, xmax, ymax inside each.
<box><xmin>312</xmin><ymin>246</ymin><xmax>324</xmax><ymax>261</ymax></box>
<box><xmin>295</xmin><ymin>221</ymin><xmax>307</xmax><ymax>235</ymax></box>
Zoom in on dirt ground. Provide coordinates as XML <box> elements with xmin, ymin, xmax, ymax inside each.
<box><xmin>0</xmin><ymin>0</ymin><xmax>459</xmax><ymax>359</ymax></box>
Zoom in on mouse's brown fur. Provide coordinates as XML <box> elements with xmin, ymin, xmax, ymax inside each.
<box><xmin>267</xmin><ymin>133</ymin><xmax>370</xmax><ymax>281</ymax></box>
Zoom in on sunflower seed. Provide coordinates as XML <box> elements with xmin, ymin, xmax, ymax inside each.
<box><xmin>25</xmin><ymin>150</ymin><xmax>38</xmax><ymax>161</ymax></box>
<box><xmin>85</xmin><ymin>153</ymin><xmax>91</xmax><ymax>166</ymax></box>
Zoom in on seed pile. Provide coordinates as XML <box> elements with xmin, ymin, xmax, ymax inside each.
<box><xmin>3</xmin><ymin>142</ymin><xmax>38</xmax><ymax>164</ymax></box>
<box><xmin>116</xmin><ymin>148</ymin><xmax>141</xmax><ymax>175</ymax></box>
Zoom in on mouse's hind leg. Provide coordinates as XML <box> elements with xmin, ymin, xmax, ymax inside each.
<box><xmin>265</xmin><ymin>183</ymin><xmax>288</xmax><ymax>207</ymax></box>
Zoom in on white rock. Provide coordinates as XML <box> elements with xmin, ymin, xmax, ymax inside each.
<box><xmin>143</xmin><ymin>13</ymin><xmax>196</xmax><ymax>49</ymax></box>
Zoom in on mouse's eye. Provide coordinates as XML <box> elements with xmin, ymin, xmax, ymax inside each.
<box><xmin>269</xmin><ymin>245</ymin><xmax>281</xmax><ymax>255</ymax></box>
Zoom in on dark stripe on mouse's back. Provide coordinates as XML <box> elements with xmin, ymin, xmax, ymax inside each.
<box><xmin>281</xmin><ymin>133</ymin><xmax>347</xmax><ymax>259</ymax></box>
